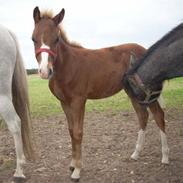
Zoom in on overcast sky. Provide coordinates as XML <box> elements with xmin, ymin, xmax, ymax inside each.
<box><xmin>0</xmin><ymin>0</ymin><xmax>183</xmax><ymax>68</ymax></box>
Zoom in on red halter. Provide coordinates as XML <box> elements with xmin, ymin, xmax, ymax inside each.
<box><xmin>35</xmin><ymin>48</ymin><xmax>57</xmax><ymax>59</ymax></box>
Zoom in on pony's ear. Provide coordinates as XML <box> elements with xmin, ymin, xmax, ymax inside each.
<box><xmin>129</xmin><ymin>52</ymin><xmax>137</xmax><ymax>68</ymax></box>
<box><xmin>52</xmin><ymin>8</ymin><xmax>65</xmax><ymax>26</ymax></box>
<box><xmin>33</xmin><ymin>6</ymin><xmax>41</xmax><ymax>24</ymax></box>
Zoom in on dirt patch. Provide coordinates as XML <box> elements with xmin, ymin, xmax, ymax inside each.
<box><xmin>0</xmin><ymin>109</ymin><xmax>183</xmax><ymax>183</ymax></box>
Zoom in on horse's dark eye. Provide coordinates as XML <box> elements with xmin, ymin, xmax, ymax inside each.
<box><xmin>32</xmin><ymin>37</ymin><xmax>37</xmax><ymax>44</ymax></box>
<box><xmin>55</xmin><ymin>37</ymin><xmax>59</xmax><ymax>44</ymax></box>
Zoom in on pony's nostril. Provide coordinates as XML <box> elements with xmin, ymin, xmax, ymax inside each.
<box><xmin>48</xmin><ymin>69</ymin><xmax>53</xmax><ymax>77</ymax></box>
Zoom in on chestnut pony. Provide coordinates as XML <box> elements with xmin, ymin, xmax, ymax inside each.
<box><xmin>32</xmin><ymin>7</ymin><xmax>168</xmax><ymax>181</ymax></box>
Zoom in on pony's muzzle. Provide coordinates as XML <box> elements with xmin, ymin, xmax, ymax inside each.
<box><xmin>38</xmin><ymin>68</ymin><xmax>53</xmax><ymax>79</ymax></box>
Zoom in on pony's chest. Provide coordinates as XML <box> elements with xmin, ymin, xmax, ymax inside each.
<box><xmin>49</xmin><ymin>78</ymin><xmax>65</xmax><ymax>102</ymax></box>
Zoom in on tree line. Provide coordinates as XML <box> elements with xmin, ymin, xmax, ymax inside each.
<box><xmin>26</xmin><ymin>69</ymin><xmax>38</xmax><ymax>75</ymax></box>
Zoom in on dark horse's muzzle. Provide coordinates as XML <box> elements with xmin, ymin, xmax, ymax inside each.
<box><xmin>124</xmin><ymin>74</ymin><xmax>162</xmax><ymax>105</ymax></box>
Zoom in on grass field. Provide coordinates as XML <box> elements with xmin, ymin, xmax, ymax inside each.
<box><xmin>28</xmin><ymin>75</ymin><xmax>183</xmax><ymax>117</ymax></box>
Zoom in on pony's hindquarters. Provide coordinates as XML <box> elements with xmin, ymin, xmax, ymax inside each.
<box><xmin>9</xmin><ymin>31</ymin><xmax>34</xmax><ymax>160</ymax></box>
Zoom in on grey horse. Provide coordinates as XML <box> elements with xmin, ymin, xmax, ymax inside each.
<box><xmin>0</xmin><ymin>25</ymin><xmax>34</xmax><ymax>180</ymax></box>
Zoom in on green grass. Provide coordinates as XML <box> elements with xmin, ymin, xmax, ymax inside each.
<box><xmin>162</xmin><ymin>78</ymin><xmax>183</xmax><ymax>107</ymax></box>
<box><xmin>28</xmin><ymin>75</ymin><xmax>61</xmax><ymax>117</ymax></box>
<box><xmin>28</xmin><ymin>75</ymin><xmax>183</xmax><ymax>117</ymax></box>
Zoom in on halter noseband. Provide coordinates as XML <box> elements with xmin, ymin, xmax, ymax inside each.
<box><xmin>130</xmin><ymin>73</ymin><xmax>162</xmax><ymax>105</ymax></box>
<box><xmin>35</xmin><ymin>48</ymin><xmax>57</xmax><ymax>60</ymax></box>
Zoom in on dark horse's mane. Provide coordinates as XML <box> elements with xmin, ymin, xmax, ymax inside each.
<box><xmin>127</xmin><ymin>22</ymin><xmax>183</xmax><ymax>75</ymax></box>
<box><xmin>41</xmin><ymin>10</ymin><xmax>83</xmax><ymax>48</ymax></box>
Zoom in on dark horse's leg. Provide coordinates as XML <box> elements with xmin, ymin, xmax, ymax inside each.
<box><xmin>149</xmin><ymin>101</ymin><xmax>169</xmax><ymax>164</ymax></box>
<box><xmin>130</xmin><ymin>98</ymin><xmax>149</xmax><ymax>160</ymax></box>
<box><xmin>61</xmin><ymin>97</ymin><xmax>86</xmax><ymax>181</ymax></box>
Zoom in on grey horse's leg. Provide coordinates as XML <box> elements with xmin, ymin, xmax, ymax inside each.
<box><xmin>0</xmin><ymin>95</ymin><xmax>26</xmax><ymax>178</ymax></box>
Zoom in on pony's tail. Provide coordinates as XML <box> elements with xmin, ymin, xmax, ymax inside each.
<box><xmin>9</xmin><ymin>31</ymin><xmax>35</xmax><ymax>160</ymax></box>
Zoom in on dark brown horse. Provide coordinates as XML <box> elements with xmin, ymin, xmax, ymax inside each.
<box><xmin>32</xmin><ymin>7</ymin><xmax>168</xmax><ymax>181</ymax></box>
<box><xmin>124</xmin><ymin>22</ymin><xmax>183</xmax><ymax>105</ymax></box>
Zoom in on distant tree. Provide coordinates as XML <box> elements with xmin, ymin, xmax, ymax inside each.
<box><xmin>26</xmin><ymin>69</ymin><xmax>38</xmax><ymax>75</ymax></box>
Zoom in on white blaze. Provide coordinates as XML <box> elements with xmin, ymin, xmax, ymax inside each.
<box><xmin>39</xmin><ymin>43</ymin><xmax>50</xmax><ymax>79</ymax></box>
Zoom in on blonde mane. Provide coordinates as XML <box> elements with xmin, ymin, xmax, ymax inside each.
<box><xmin>41</xmin><ymin>10</ymin><xmax>82</xmax><ymax>48</ymax></box>
<box><xmin>41</xmin><ymin>10</ymin><xmax>53</xmax><ymax>18</ymax></box>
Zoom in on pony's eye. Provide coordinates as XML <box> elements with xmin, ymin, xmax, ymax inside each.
<box><xmin>54</xmin><ymin>37</ymin><xmax>59</xmax><ymax>44</ymax></box>
<box><xmin>32</xmin><ymin>37</ymin><xmax>37</xmax><ymax>44</ymax></box>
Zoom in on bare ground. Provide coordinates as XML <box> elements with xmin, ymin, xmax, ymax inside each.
<box><xmin>0</xmin><ymin>109</ymin><xmax>183</xmax><ymax>183</ymax></box>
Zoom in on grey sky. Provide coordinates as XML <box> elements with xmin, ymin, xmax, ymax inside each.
<box><xmin>0</xmin><ymin>0</ymin><xmax>183</xmax><ymax>68</ymax></box>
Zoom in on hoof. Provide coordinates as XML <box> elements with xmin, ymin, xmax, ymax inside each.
<box><xmin>161</xmin><ymin>159</ymin><xmax>169</xmax><ymax>165</ymax></box>
<box><xmin>69</xmin><ymin>166</ymin><xmax>75</xmax><ymax>172</ymax></box>
<box><xmin>131</xmin><ymin>153</ymin><xmax>138</xmax><ymax>161</ymax></box>
<box><xmin>12</xmin><ymin>176</ymin><xmax>26</xmax><ymax>183</ymax></box>
<box><xmin>71</xmin><ymin>167</ymin><xmax>80</xmax><ymax>181</ymax></box>
<box><xmin>71</xmin><ymin>177</ymin><xmax>80</xmax><ymax>182</ymax></box>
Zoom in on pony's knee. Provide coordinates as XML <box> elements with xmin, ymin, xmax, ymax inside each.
<box><xmin>7</xmin><ymin>116</ymin><xmax>21</xmax><ymax>134</ymax></box>
<box><xmin>69</xmin><ymin>129</ymin><xmax>74</xmax><ymax>138</ymax></box>
<box><xmin>73</xmin><ymin>130</ymin><xmax>83</xmax><ymax>143</ymax></box>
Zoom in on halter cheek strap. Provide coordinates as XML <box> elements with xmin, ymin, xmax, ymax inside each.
<box><xmin>35</xmin><ymin>48</ymin><xmax>57</xmax><ymax>59</ymax></box>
